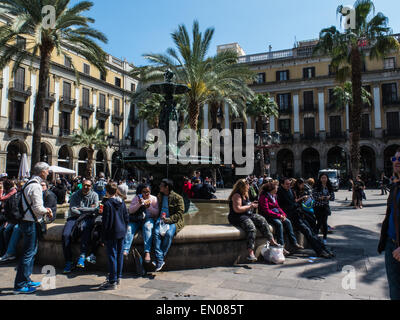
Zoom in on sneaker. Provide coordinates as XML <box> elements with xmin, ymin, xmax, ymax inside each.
<box><xmin>86</xmin><ymin>254</ymin><xmax>96</xmax><ymax>265</ymax></box>
<box><xmin>98</xmin><ymin>281</ymin><xmax>117</xmax><ymax>290</ymax></box>
<box><xmin>63</xmin><ymin>261</ymin><xmax>73</xmax><ymax>274</ymax></box>
<box><xmin>319</xmin><ymin>250</ymin><xmax>332</xmax><ymax>259</ymax></box>
<box><xmin>76</xmin><ymin>255</ymin><xmax>85</xmax><ymax>268</ymax></box>
<box><xmin>14</xmin><ymin>286</ymin><xmax>37</xmax><ymax>295</ymax></box>
<box><xmin>246</xmin><ymin>254</ymin><xmax>258</xmax><ymax>262</ymax></box>
<box><xmin>323</xmin><ymin>239</ymin><xmax>327</xmax><ymax>245</ymax></box>
<box><xmin>155</xmin><ymin>261</ymin><xmax>165</xmax><ymax>272</ymax></box>
<box><xmin>27</xmin><ymin>281</ymin><xmax>41</xmax><ymax>288</ymax></box>
<box><xmin>0</xmin><ymin>253</ymin><xmax>16</xmax><ymax>263</ymax></box>
<box><xmin>293</xmin><ymin>243</ymin><xmax>304</xmax><ymax>250</ymax></box>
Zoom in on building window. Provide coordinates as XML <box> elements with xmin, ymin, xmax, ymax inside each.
<box><xmin>114</xmin><ymin>124</ymin><xmax>120</xmax><ymax>140</ymax></box>
<box><xmin>82</xmin><ymin>88</ymin><xmax>90</xmax><ymax>107</ymax></box>
<box><xmin>387</xmin><ymin>112</ymin><xmax>400</xmax><ymax>132</ymax></box>
<box><xmin>98</xmin><ymin>120</ymin><xmax>105</xmax><ymax>130</ymax></box>
<box><xmin>276</xmin><ymin>70</ymin><xmax>289</xmax><ymax>81</ymax></box>
<box><xmin>303</xmin><ymin>67</ymin><xmax>315</xmax><ymax>79</ymax></box>
<box><xmin>60</xmin><ymin>112</ymin><xmax>70</xmax><ymax>134</ymax></box>
<box><xmin>99</xmin><ymin>93</ymin><xmax>106</xmax><ymax>109</ymax></box>
<box><xmin>63</xmin><ymin>81</ymin><xmax>71</xmax><ymax>98</ymax></box>
<box><xmin>83</xmin><ymin>63</ymin><xmax>90</xmax><ymax>75</ymax></box>
<box><xmin>64</xmin><ymin>56</ymin><xmax>72</xmax><ymax>69</ymax></box>
<box><xmin>329</xmin><ymin>116</ymin><xmax>342</xmax><ymax>134</ymax></box>
<box><xmin>131</xmin><ymin>83</ymin><xmax>136</xmax><ymax>92</ymax></box>
<box><xmin>361</xmin><ymin>114</ymin><xmax>370</xmax><ymax>136</ymax></box>
<box><xmin>278</xmin><ymin>119</ymin><xmax>291</xmax><ymax>134</ymax></box>
<box><xmin>255</xmin><ymin>73</ymin><xmax>266</xmax><ymax>84</ymax></box>
<box><xmin>115</xmin><ymin>77</ymin><xmax>121</xmax><ymax>87</ymax></box>
<box><xmin>382</xmin><ymin>83</ymin><xmax>398</xmax><ymax>105</ymax></box>
<box><xmin>303</xmin><ymin>91</ymin><xmax>314</xmax><ymax>110</ymax></box>
<box><xmin>16</xmin><ymin>36</ymin><xmax>26</xmax><ymax>50</ymax></box>
<box><xmin>82</xmin><ymin>116</ymin><xmax>89</xmax><ymax>130</ymax></box>
<box><xmin>100</xmin><ymin>72</ymin><xmax>106</xmax><ymax>81</ymax></box>
<box><xmin>14</xmin><ymin>67</ymin><xmax>25</xmax><ymax>89</ymax></box>
<box><xmin>384</xmin><ymin>57</ymin><xmax>396</xmax><ymax>70</ymax></box>
<box><xmin>328</xmin><ymin>64</ymin><xmax>336</xmax><ymax>76</ymax></box>
<box><xmin>114</xmin><ymin>98</ymin><xmax>120</xmax><ymax>114</ymax></box>
<box><xmin>277</xmin><ymin>93</ymin><xmax>291</xmax><ymax>111</ymax></box>
<box><xmin>304</xmin><ymin>118</ymin><xmax>315</xmax><ymax>137</ymax></box>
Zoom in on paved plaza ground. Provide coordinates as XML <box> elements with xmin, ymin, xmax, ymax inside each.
<box><xmin>0</xmin><ymin>189</ymin><xmax>391</xmax><ymax>300</ymax></box>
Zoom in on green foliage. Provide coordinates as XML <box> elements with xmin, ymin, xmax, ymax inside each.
<box><xmin>331</xmin><ymin>81</ymin><xmax>372</xmax><ymax>111</ymax></box>
<box><xmin>246</xmin><ymin>93</ymin><xmax>279</xmax><ymax>119</ymax></box>
<box><xmin>72</xmin><ymin>125</ymin><xmax>108</xmax><ymax>151</ymax></box>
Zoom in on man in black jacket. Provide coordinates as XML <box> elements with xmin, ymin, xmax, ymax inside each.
<box><xmin>51</xmin><ymin>179</ymin><xmax>67</xmax><ymax>205</ymax></box>
<box><xmin>41</xmin><ymin>182</ymin><xmax>57</xmax><ymax>224</ymax></box>
<box><xmin>378</xmin><ymin>147</ymin><xmax>400</xmax><ymax>300</ymax></box>
<box><xmin>200</xmin><ymin>179</ymin><xmax>217</xmax><ymax>199</ymax></box>
<box><xmin>277</xmin><ymin>178</ymin><xmax>333</xmax><ymax>258</ymax></box>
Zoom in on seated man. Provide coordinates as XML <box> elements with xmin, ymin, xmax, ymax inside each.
<box><xmin>62</xmin><ymin>179</ymin><xmax>99</xmax><ymax>273</ymax></box>
<box><xmin>200</xmin><ymin>178</ymin><xmax>217</xmax><ymax>199</ymax></box>
<box><xmin>153</xmin><ymin>179</ymin><xmax>184</xmax><ymax>272</ymax></box>
<box><xmin>277</xmin><ymin>177</ymin><xmax>333</xmax><ymax>259</ymax></box>
<box><xmin>191</xmin><ymin>179</ymin><xmax>203</xmax><ymax>199</ymax></box>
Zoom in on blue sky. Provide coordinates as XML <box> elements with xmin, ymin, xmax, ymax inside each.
<box><xmin>78</xmin><ymin>0</ymin><xmax>400</xmax><ymax>66</ymax></box>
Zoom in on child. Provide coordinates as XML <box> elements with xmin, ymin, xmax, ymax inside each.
<box><xmin>99</xmin><ymin>182</ymin><xmax>129</xmax><ymax>290</ymax></box>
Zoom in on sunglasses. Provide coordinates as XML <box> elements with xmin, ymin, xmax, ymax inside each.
<box><xmin>391</xmin><ymin>157</ymin><xmax>400</xmax><ymax>162</ymax></box>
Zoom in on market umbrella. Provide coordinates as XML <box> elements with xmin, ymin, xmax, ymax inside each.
<box><xmin>18</xmin><ymin>153</ymin><xmax>30</xmax><ymax>180</ymax></box>
<box><xmin>49</xmin><ymin>166</ymin><xmax>76</xmax><ymax>175</ymax></box>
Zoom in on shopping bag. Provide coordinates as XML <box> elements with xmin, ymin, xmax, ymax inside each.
<box><xmin>261</xmin><ymin>242</ymin><xmax>285</xmax><ymax>264</ymax></box>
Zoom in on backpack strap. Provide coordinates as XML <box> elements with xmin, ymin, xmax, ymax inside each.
<box><xmin>21</xmin><ymin>180</ymin><xmax>40</xmax><ymax>222</ymax></box>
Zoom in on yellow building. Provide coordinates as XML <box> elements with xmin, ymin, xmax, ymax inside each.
<box><xmin>0</xmin><ymin>13</ymin><xmax>143</xmax><ymax>179</ymax></box>
<box><xmin>217</xmin><ymin>36</ymin><xmax>400</xmax><ymax>182</ymax></box>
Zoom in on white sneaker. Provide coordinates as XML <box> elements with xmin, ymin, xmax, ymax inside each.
<box><xmin>0</xmin><ymin>253</ymin><xmax>16</xmax><ymax>262</ymax></box>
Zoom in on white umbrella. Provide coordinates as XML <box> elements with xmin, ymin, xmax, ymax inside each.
<box><xmin>49</xmin><ymin>166</ymin><xmax>76</xmax><ymax>175</ymax></box>
<box><xmin>18</xmin><ymin>153</ymin><xmax>30</xmax><ymax>179</ymax></box>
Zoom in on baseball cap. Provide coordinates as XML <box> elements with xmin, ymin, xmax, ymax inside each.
<box><xmin>0</xmin><ymin>173</ymin><xmax>8</xmax><ymax>179</ymax></box>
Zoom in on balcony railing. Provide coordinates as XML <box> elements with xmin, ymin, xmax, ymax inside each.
<box><xmin>43</xmin><ymin>92</ymin><xmax>56</xmax><ymax>105</ymax></box>
<box><xmin>79</xmin><ymin>104</ymin><xmax>95</xmax><ymax>115</ymax></box>
<box><xmin>8</xmin><ymin>121</ymin><xmax>32</xmax><ymax>132</ymax></box>
<box><xmin>300</xmin><ymin>133</ymin><xmax>320</xmax><ymax>142</ymax></box>
<box><xmin>112</xmin><ymin>112</ymin><xmax>124</xmax><ymax>123</ymax></box>
<box><xmin>96</xmin><ymin>106</ymin><xmax>110</xmax><ymax>120</ymax></box>
<box><xmin>360</xmin><ymin>130</ymin><xmax>373</xmax><ymax>139</ymax></box>
<box><xmin>60</xmin><ymin>96</ymin><xmax>76</xmax><ymax>112</ymax></box>
<box><xmin>42</xmin><ymin>126</ymin><xmax>53</xmax><ymax>135</ymax></box>
<box><xmin>300</xmin><ymin>104</ymin><xmax>318</xmax><ymax>113</ymax></box>
<box><xmin>278</xmin><ymin>106</ymin><xmax>292</xmax><ymax>115</ymax></box>
<box><xmin>326</xmin><ymin>131</ymin><xmax>347</xmax><ymax>141</ymax></box>
<box><xmin>383</xmin><ymin>99</ymin><xmax>400</xmax><ymax>107</ymax></box>
<box><xmin>59</xmin><ymin>128</ymin><xmax>71</xmax><ymax>137</ymax></box>
<box><xmin>9</xmin><ymin>82</ymin><xmax>32</xmax><ymax>100</ymax></box>
<box><xmin>384</xmin><ymin>129</ymin><xmax>400</xmax><ymax>139</ymax></box>
<box><xmin>280</xmin><ymin>133</ymin><xmax>294</xmax><ymax>144</ymax></box>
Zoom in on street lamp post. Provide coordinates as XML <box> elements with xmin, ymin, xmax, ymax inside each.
<box><xmin>255</xmin><ymin>131</ymin><xmax>281</xmax><ymax>177</ymax></box>
<box><xmin>107</xmin><ymin>133</ymin><xmax>130</xmax><ymax>180</ymax></box>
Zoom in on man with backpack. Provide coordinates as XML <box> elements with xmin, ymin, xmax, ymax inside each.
<box><xmin>14</xmin><ymin>162</ymin><xmax>53</xmax><ymax>295</ymax></box>
<box><xmin>94</xmin><ymin>172</ymin><xmax>107</xmax><ymax>201</ymax></box>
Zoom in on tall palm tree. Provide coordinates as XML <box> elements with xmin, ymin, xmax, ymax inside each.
<box><xmin>0</xmin><ymin>0</ymin><xmax>108</xmax><ymax>168</ymax></box>
<box><xmin>134</xmin><ymin>20</ymin><xmax>254</xmax><ymax>131</ymax></box>
<box><xmin>331</xmin><ymin>81</ymin><xmax>372</xmax><ymax>112</ymax></box>
<box><xmin>72</xmin><ymin>126</ymin><xmax>107</xmax><ymax>178</ymax></box>
<box><xmin>247</xmin><ymin>93</ymin><xmax>279</xmax><ymax>176</ymax></box>
<box><xmin>313</xmin><ymin>0</ymin><xmax>400</xmax><ymax>179</ymax></box>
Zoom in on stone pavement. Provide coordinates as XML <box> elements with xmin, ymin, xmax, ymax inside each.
<box><xmin>0</xmin><ymin>189</ymin><xmax>390</xmax><ymax>300</ymax></box>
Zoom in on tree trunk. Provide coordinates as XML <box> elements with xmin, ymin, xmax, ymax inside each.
<box><xmin>188</xmin><ymin>101</ymin><xmax>199</xmax><ymax>131</ymax></box>
<box><xmin>31</xmin><ymin>45</ymin><xmax>52</xmax><ymax>168</ymax></box>
<box><xmin>350</xmin><ymin>47</ymin><xmax>362</xmax><ymax>180</ymax></box>
<box><xmin>210</xmin><ymin>102</ymin><xmax>219</xmax><ymax>129</ymax></box>
<box><xmin>86</xmin><ymin>148</ymin><xmax>95</xmax><ymax>179</ymax></box>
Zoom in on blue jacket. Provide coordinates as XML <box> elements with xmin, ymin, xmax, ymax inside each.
<box><xmin>102</xmin><ymin>197</ymin><xmax>129</xmax><ymax>240</ymax></box>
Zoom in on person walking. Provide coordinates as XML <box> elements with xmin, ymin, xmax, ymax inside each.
<box><xmin>14</xmin><ymin>162</ymin><xmax>53</xmax><ymax>294</ymax></box>
<box><xmin>353</xmin><ymin>175</ymin><xmax>366</xmax><ymax>209</ymax></box>
<box><xmin>313</xmin><ymin>174</ymin><xmax>335</xmax><ymax>245</ymax></box>
<box><xmin>99</xmin><ymin>182</ymin><xmax>129</xmax><ymax>290</ymax></box>
<box><xmin>378</xmin><ymin>147</ymin><xmax>400</xmax><ymax>300</ymax></box>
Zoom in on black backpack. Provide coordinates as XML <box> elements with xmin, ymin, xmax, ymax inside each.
<box><xmin>5</xmin><ymin>181</ymin><xmax>38</xmax><ymax>224</ymax></box>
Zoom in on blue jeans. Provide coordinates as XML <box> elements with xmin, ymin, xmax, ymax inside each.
<box><xmin>385</xmin><ymin>238</ymin><xmax>400</xmax><ymax>300</ymax></box>
<box><xmin>267</xmin><ymin>217</ymin><xmax>298</xmax><ymax>246</ymax></box>
<box><xmin>0</xmin><ymin>223</ymin><xmax>15</xmax><ymax>255</ymax></box>
<box><xmin>122</xmin><ymin>218</ymin><xmax>155</xmax><ymax>254</ymax></box>
<box><xmin>153</xmin><ymin>219</ymin><xmax>176</xmax><ymax>263</ymax></box>
<box><xmin>14</xmin><ymin>221</ymin><xmax>38</xmax><ymax>290</ymax></box>
<box><xmin>105</xmin><ymin>239</ymin><xmax>124</xmax><ymax>283</ymax></box>
<box><xmin>6</xmin><ymin>224</ymin><xmax>22</xmax><ymax>256</ymax></box>
<box><xmin>62</xmin><ymin>216</ymin><xmax>94</xmax><ymax>262</ymax></box>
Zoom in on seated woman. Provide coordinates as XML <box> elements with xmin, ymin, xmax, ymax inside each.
<box><xmin>258</xmin><ymin>181</ymin><xmax>303</xmax><ymax>255</ymax></box>
<box><xmin>293</xmin><ymin>178</ymin><xmax>317</xmax><ymax>233</ymax></box>
<box><xmin>228</xmin><ymin>179</ymin><xmax>278</xmax><ymax>262</ymax></box>
<box><xmin>122</xmin><ymin>184</ymin><xmax>159</xmax><ymax>263</ymax></box>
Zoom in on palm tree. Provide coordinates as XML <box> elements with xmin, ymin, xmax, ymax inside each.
<box><xmin>331</xmin><ymin>81</ymin><xmax>372</xmax><ymax>112</ymax></box>
<box><xmin>246</xmin><ymin>93</ymin><xmax>279</xmax><ymax>176</ymax></box>
<box><xmin>72</xmin><ymin>126</ymin><xmax>108</xmax><ymax>178</ymax></box>
<box><xmin>0</xmin><ymin>0</ymin><xmax>108</xmax><ymax>168</ymax></box>
<box><xmin>134</xmin><ymin>20</ymin><xmax>254</xmax><ymax>131</ymax></box>
<box><xmin>313</xmin><ymin>0</ymin><xmax>400</xmax><ymax>179</ymax></box>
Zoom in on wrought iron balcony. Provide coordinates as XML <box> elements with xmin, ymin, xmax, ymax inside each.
<box><xmin>96</xmin><ymin>106</ymin><xmax>110</xmax><ymax>120</ymax></box>
<box><xmin>300</xmin><ymin>104</ymin><xmax>318</xmax><ymax>113</ymax></box>
<box><xmin>43</xmin><ymin>92</ymin><xmax>56</xmax><ymax>106</ymax></box>
<box><xmin>278</xmin><ymin>106</ymin><xmax>292</xmax><ymax>115</ymax></box>
<box><xmin>360</xmin><ymin>130</ymin><xmax>373</xmax><ymax>139</ymax></box>
<box><xmin>59</xmin><ymin>96</ymin><xmax>76</xmax><ymax>113</ymax></box>
<box><xmin>326</xmin><ymin>131</ymin><xmax>347</xmax><ymax>141</ymax></box>
<box><xmin>280</xmin><ymin>133</ymin><xmax>294</xmax><ymax>144</ymax></box>
<box><xmin>325</xmin><ymin>102</ymin><xmax>341</xmax><ymax>113</ymax></box>
<box><xmin>383</xmin><ymin>98</ymin><xmax>400</xmax><ymax>107</ymax></box>
<box><xmin>300</xmin><ymin>133</ymin><xmax>320</xmax><ymax>142</ymax></box>
<box><xmin>9</xmin><ymin>82</ymin><xmax>32</xmax><ymax>101</ymax></box>
<box><xmin>8</xmin><ymin>121</ymin><xmax>32</xmax><ymax>133</ymax></box>
<box><xmin>42</xmin><ymin>125</ymin><xmax>53</xmax><ymax>135</ymax></box>
<box><xmin>79</xmin><ymin>104</ymin><xmax>95</xmax><ymax>116</ymax></box>
<box><xmin>112</xmin><ymin>112</ymin><xmax>124</xmax><ymax>124</ymax></box>
<box><xmin>384</xmin><ymin>129</ymin><xmax>400</xmax><ymax>139</ymax></box>
<box><xmin>59</xmin><ymin>128</ymin><xmax>71</xmax><ymax>137</ymax></box>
